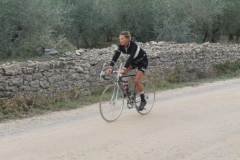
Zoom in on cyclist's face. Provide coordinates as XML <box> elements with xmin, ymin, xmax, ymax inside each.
<box><xmin>119</xmin><ymin>35</ymin><xmax>129</xmax><ymax>46</ymax></box>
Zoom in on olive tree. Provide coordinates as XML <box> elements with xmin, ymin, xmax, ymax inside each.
<box><xmin>0</xmin><ymin>0</ymin><xmax>70</xmax><ymax>59</ymax></box>
<box><xmin>222</xmin><ymin>0</ymin><xmax>240</xmax><ymax>42</ymax></box>
<box><xmin>116</xmin><ymin>0</ymin><xmax>155</xmax><ymax>42</ymax></box>
<box><xmin>152</xmin><ymin>0</ymin><xmax>198</xmax><ymax>43</ymax></box>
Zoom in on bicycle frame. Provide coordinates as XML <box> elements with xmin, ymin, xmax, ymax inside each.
<box><xmin>100</xmin><ymin>61</ymin><xmax>140</xmax><ymax>109</ymax></box>
<box><xmin>120</xmin><ymin>74</ymin><xmax>140</xmax><ymax>109</ymax></box>
<box><xmin>99</xmin><ymin>60</ymin><xmax>155</xmax><ymax>122</ymax></box>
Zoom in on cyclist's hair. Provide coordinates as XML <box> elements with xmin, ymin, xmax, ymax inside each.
<box><xmin>120</xmin><ymin>31</ymin><xmax>131</xmax><ymax>40</ymax></box>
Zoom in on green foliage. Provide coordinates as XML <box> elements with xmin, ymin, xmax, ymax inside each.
<box><xmin>55</xmin><ymin>35</ymin><xmax>77</xmax><ymax>54</ymax></box>
<box><xmin>161</xmin><ymin>60</ymin><xmax>240</xmax><ymax>85</ymax></box>
<box><xmin>0</xmin><ymin>0</ymin><xmax>71</xmax><ymax>59</ymax></box>
<box><xmin>117</xmin><ymin>0</ymin><xmax>155</xmax><ymax>42</ymax></box>
<box><xmin>1</xmin><ymin>0</ymin><xmax>240</xmax><ymax>61</ymax></box>
<box><xmin>152</xmin><ymin>79</ymin><xmax>172</xmax><ymax>89</ymax></box>
<box><xmin>68</xmin><ymin>87</ymin><xmax>79</xmax><ymax>100</ymax></box>
<box><xmin>153</xmin><ymin>0</ymin><xmax>227</xmax><ymax>43</ymax></box>
<box><xmin>222</xmin><ymin>0</ymin><xmax>240</xmax><ymax>39</ymax></box>
<box><xmin>153</xmin><ymin>0</ymin><xmax>195</xmax><ymax>42</ymax></box>
<box><xmin>235</xmin><ymin>70</ymin><xmax>240</xmax><ymax>76</ymax></box>
<box><xmin>214</xmin><ymin>60</ymin><xmax>240</xmax><ymax>75</ymax></box>
<box><xmin>0</xmin><ymin>87</ymin><xmax>79</xmax><ymax>121</ymax></box>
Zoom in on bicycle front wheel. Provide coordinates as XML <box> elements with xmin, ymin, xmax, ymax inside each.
<box><xmin>99</xmin><ymin>84</ymin><xmax>124</xmax><ymax>122</ymax></box>
<box><xmin>136</xmin><ymin>80</ymin><xmax>155</xmax><ymax>115</ymax></box>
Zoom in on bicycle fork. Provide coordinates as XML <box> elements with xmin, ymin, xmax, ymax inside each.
<box><xmin>109</xmin><ymin>83</ymin><xmax>120</xmax><ymax>106</ymax></box>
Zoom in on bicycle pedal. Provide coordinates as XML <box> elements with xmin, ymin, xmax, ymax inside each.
<box><xmin>121</xmin><ymin>94</ymin><xmax>128</xmax><ymax>98</ymax></box>
<box><xmin>136</xmin><ymin>106</ymin><xmax>146</xmax><ymax>111</ymax></box>
<box><xmin>127</xmin><ymin>103</ymin><xmax>133</xmax><ymax>109</ymax></box>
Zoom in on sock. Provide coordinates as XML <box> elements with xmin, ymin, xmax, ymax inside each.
<box><xmin>140</xmin><ymin>92</ymin><xmax>146</xmax><ymax>102</ymax></box>
<box><xmin>124</xmin><ymin>83</ymin><xmax>129</xmax><ymax>91</ymax></box>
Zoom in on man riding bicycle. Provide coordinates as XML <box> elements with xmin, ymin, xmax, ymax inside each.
<box><xmin>105</xmin><ymin>31</ymin><xmax>148</xmax><ymax>111</ymax></box>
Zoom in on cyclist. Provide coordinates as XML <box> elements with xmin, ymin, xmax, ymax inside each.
<box><xmin>106</xmin><ymin>31</ymin><xmax>148</xmax><ymax>111</ymax></box>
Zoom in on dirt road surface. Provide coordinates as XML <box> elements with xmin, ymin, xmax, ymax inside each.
<box><xmin>1</xmin><ymin>78</ymin><xmax>240</xmax><ymax>160</ymax></box>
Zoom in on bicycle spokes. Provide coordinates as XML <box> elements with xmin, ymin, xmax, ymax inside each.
<box><xmin>99</xmin><ymin>84</ymin><xmax>124</xmax><ymax>122</ymax></box>
<box><xmin>135</xmin><ymin>80</ymin><xmax>155</xmax><ymax>115</ymax></box>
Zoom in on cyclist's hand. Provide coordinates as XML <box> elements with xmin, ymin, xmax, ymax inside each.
<box><xmin>105</xmin><ymin>68</ymin><xmax>113</xmax><ymax>74</ymax></box>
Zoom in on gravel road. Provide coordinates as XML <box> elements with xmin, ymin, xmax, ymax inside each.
<box><xmin>0</xmin><ymin>78</ymin><xmax>240</xmax><ymax>160</ymax></box>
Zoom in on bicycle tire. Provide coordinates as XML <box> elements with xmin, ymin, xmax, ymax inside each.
<box><xmin>136</xmin><ymin>80</ymin><xmax>155</xmax><ymax>115</ymax></box>
<box><xmin>99</xmin><ymin>84</ymin><xmax>124</xmax><ymax>122</ymax></box>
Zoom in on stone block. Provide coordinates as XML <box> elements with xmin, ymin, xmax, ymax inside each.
<box><xmin>8</xmin><ymin>77</ymin><xmax>23</xmax><ymax>86</ymax></box>
<box><xmin>9</xmin><ymin>86</ymin><xmax>19</xmax><ymax>92</ymax></box>
<box><xmin>24</xmin><ymin>75</ymin><xmax>33</xmax><ymax>81</ymax></box>
<box><xmin>0</xmin><ymin>68</ymin><xmax>4</xmax><ymax>74</ymax></box>
<box><xmin>43</xmin><ymin>49</ymin><xmax>59</xmax><ymax>56</ymax></box>
<box><xmin>42</xmin><ymin>71</ymin><xmax>53</xmax><ymax>78</ymax></box>
<box><xmin>3</xmin><ymin>65</ymin><xmax>22</xmax><ymax>76</ymax></box>
<box><xmin>39</xmin><ymin>63</ymin><xmax>51</xmax><ymax>72</ymax></box>
<box><xmin>0</xmin><ymin>83</ymin><xmax>7</xmax><ymax>91</ymax></box>
<box><xmin>33</xmin><ymin>73</ymin><xmax>43</xmax><ymax>80</ymax></box>
<box><xmin>48</xmin><ymin>75</ymin><xmax>62</xmax><ymax>84</ymax></box>
<box><xmin>22</xmin><ymin>67</ymin><xmax>35</xmax><ymax>74</ymax></box>
<box><xmin>40</xmin><ymin>80</ymin><xmax>50</xmax><ymax>89</ymax></box>
<box><xmin>0</xmin><ymin>77</ymin><xmax>6</xmax><ymax>83</ymax></box>
<box><xmin>30</xmin><ymin>80</ymin><xmax>40</xmax><ymax>88</ymax></box>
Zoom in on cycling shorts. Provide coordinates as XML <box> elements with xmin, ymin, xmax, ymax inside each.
<box><xmin>131</xmin><ymin>56</ymin><xmax>148</xmax><ymax>73</ymax></box>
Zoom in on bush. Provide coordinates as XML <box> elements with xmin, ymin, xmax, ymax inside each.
<box><xmin>214</xmin><ymin>60</ymin><xmax>240</xmax><ymax>75</ymax></box>
<box><xmin>55</xmin><ymin>35</ymin><xmax>77</xmax><ymax>54</ymax></box>
<box><xmin>0</xmin><ymin>87</ymin><xmax>79</xmax><ymax>121</ymax></box>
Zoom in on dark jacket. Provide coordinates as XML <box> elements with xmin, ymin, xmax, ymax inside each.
<box><xmin>110</xmin><ymin>41</ymin><xmax>147</xmax><ymax>69</ymax></box>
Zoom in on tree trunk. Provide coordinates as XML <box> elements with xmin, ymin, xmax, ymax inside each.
<box><xmin>236</xmin><ymin>29</ymin><xmax>240</xmax><ymax>42</ymax></box>
<box><xmin>75</xmin><ymin>36</ymin><xmax>80</xmax><ymax>49</ymax></box>
<box><xmin>106</xmin><ymin>31</ymin><xmax>113</xmax><ymax>42</ymax></box>
<box><xmin>78</xmin><ymin>25</ymin><xmax>86</xmax><ymax>48</ymax></box>
<box><xmin>210</xmin><ymin>27</ymin><xmax>220</xmax><ymax>43</ymax></box>
<box><xmin>106</xmin><ymin>35</ymin><xmax>111</xmax><ymax>42</ymax></box>
<box><xmin>229</xmin><ymin>33</ymin><xmax>234</xmax><ymax>41</ymax></box>
<box><xmin>203</xmin><ymin>32</ymin><xmax>208</xmax><ymax>43</ymax></box>
<box><xmin>11</xmin><ymin>25</ymin><xmax>23</xmax><ymax>42</ymax></box>
<box><xmin>82</xmin><ymin>37</ymin><xmax>89</xmax><ymax>48</ymax></box>
<box><xmin>210</xmin><ymin>36</ymin><xmax>216</xmax><ymax>43</ymax></box>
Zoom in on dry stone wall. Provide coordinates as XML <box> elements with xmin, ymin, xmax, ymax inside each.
<box><xmin>0</xmin><ymin>41</ymin><xmax>240</xmax><ymax>98</ymax></box>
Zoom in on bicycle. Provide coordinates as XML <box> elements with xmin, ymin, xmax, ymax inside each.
<box><xmin>99</xmin><ymin>61</ymin><xmax>155</xmax><ymax>122</ymax></box>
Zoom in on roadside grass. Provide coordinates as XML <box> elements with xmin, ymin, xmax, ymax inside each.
<box><xmin>0</xmin><ymin>87</ymin><xmax>103</xmax><ymax>122</ymax></box>
<box><xmin>1</xmin><ymin>60</ymin><xmax>240</xmax><ymax>122</ymax></box>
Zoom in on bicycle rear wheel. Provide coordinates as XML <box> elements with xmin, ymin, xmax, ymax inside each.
<box><xmin>99</xmin><ymin>84</ymin><xmax>124</xmax><ymax>122</ymax></box>
<box><xmin>136</xmin><ymin>80</ymin><xmax>155</xmax><ymax>115</ymax></box>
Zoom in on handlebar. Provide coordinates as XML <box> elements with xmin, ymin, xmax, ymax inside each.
<box><xmin>100</xmin><ymin>70</ymin><xmax>122</xmax><ymax>80</ymax></box>
<box><xmin>99</xmin><ymin>61</ymin><xmax>123</xmax><ymax>81</ymax></box>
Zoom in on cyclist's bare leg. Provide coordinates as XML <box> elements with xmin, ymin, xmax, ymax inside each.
<box><xmin>124</xmin><ymin>65</ymin><xmax>133</xmax><ymax>74</ymax></box>
<box><xmin>122</xmin><ymin>65</ymin><xmax>133</xmax><ymax>94</ymax></box>
<box><xmin>134</xmin><ymin>70</ymin><xmax>146</xmax><ymax>110</ymax></box>
<box><xmin>134</xmin><ymin>70</ymin><xmax>144</xmax><ymax>93</ymax></box>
